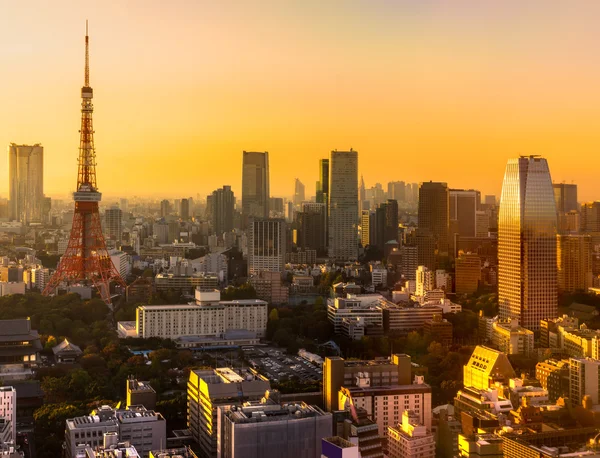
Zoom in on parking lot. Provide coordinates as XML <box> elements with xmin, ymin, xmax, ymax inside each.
<box><xmin>242</xmin><ymin>346</ymin><xmax>323</xmax><ymax>384</ymax></box>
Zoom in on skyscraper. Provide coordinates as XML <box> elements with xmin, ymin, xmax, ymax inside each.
<box><xmin>553</xmin><ymin>183</ymin><xmax>578</xmax><ymax>213</ymax></box>
<box><xmin>179</xmin><ymin>198</ymin><xmax>190</xmax><ymax>220</ymax></box>
<box><xmin>293</xmin><ymin>178</ymin><xmax>305</xmax><ymax>207</ymax></box>
<box><xmin>105</xmin><ymin>206</ymin><xmax>122</xmax><ymax>243</ymax></box>
<box><xmin>296</xmin><ymin>202</ymin><xmax>327</xmax><ymax>256</ymax></box>
<box><xmin>209</xmin><ymin>185</ymin><xmax>235</xmax><ymax>236</ymax></box>
<box><xmin>242</xmin><ymin>151</ymin><xmax>270</xmax><ymax>227</ymax></box>
<box><xmin>316</xmin><ymin>159</ymin><xmax>329</xmax><ymax>204</ymax></box>
<box><xmin>449</xmin><ymin>189</ymin><xmax>480</xmax><ymax>255</ymax></box>
<box><xmin>374</xmin><ymin>199</ymin><xmax>399</xmax><ymax>250</ymax></box>
<box><xmin>498</xmin><ymin>156</ymin><xmax>558</xmax><ymax>330</ymax></box>
<box><xmin>160</xmin><ymin>199</ymin><xmax>170</xmax><ymax>217</ymax></box>
<box><xmin>361</xmin><ymin>210</ymin><xmax>371</xmax><ymax>247</ymax></box>
<box><xmin>581</xmin><ymin>201</ymin><xmax>600</xmax><ymax>233</ymax></box>
<box><xmin>248</xmin><ymin>218</ymin><xmax>286</xmax><ymax>274</ymax></box>
<box><xmin>328</xmin><ymin>149</ymin><xmax>358</xmax><ymax>261</ymax></box>
<box><xmin>8</xmin><ymin>143</ymin><xmax>44</xmax><ymax>224</ymax></box>
<box><xmin>557</xmin><ymin>234</ymin><xmax>592</xmax><ymax>293</ymax></box>
<box><xmin>418</xmin><ymin>182</ymin><xmax>449</xmax><ymax>259</ymax></box>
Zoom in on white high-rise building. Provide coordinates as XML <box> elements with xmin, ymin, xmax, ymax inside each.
<box><xmin>387</xmin><ymin>410</ymin><xmax>435</xmax><ymax>458</ymax></box>
<box><xmin>8</xmin><ymin>144</ymin><xmax>44</xmax><ymax>224</ymax></box>
<box><xmin>247</xmin><ymin>218</ymin><xmax>286</xmax><ymax>274</ymax></box>
<box><xmin>569</xmin><ymin>357</ymin><xmax>600</xmax><ymax>407</ymax></box>
<box><xmin>328</xmin><ymin>150</ymin><xmax>358</xmax><ymax>261</ymax></box>
<box><xmin>498</xmin><ymin>156</ymin><xmax>558</xmax><ymax>331</ymax></box>
<box><xmin>0</xmin><ymin>387</ymin><xmax>16</xmax><ymax>445</ymax></box>
<box><xmin>416</xmin><ymin>266</ymin><xmax>434</xmax><ymax>297</ymax></box>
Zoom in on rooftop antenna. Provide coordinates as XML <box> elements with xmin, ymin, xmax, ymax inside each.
<box><xmin>85</xmin><ymin>20</ymin><xmax>89</xmax><ymax>87</ymax></box>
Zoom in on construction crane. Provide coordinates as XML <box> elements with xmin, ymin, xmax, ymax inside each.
<box><xmin>340</xmin><ymin>387</ymin><xmax>359</xmax><ymax>423</ymax></box>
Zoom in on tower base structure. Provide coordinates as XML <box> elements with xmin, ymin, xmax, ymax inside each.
<box><xmin>43</xmin><ymin>200</ymin><xmax>125</xmax><ymax>305</ymax></box>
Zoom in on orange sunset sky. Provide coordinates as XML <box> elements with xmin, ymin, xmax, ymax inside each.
<box><xmin>1</xmin><ymin>1</ymin><xmax>600</xmax><ymax>201</ymax></box>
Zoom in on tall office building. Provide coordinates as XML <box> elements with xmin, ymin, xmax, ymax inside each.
<box><xmin>187</xmin><ymin>368</ymin><xmax>270</xmax><ymax>458</ymax></box>
<box><xmin>160</xmin><ymin>199</ymin><xmax>170</xmax><ymax>217</ymax></box>
<box><xmin>180</xmin><ymin>198</ymin><xmax>190</xmax><ymax>220</ymax></box>
<box><xmin>8</xmin><ymin>143</ymin><xmax>44</xmax><ymax>224</ymax></box>
<box><xmin>316</xmin><ymin>159</ymin><xmax>329</xmax><ymax>204</ymax></box>
<box><xmin>374</xmin><ymin>200</ymin><xmax>399</xmax><ymax>251</ymax></box>
<box><xmin>388</xmin><ymin>181</ymin><xmax>406</xmax><ymax>203</ymax></box>
<box><xmin>328</xmin><ymin>149</ymin><xmax>359</xmax><ymax>261</ymax></box>
<box><xmin>557</xmin><ymin>234</ymin><xmax>592</xmax><ymax>293</ymax></box>
<box><xmin>296</xmin><ymin>202</ymin><xmax>327</xmax><ymax>255</ymax></box>
<box><xmin>294</xmin><ymin>178</ymin><xmax>305</xmax><ymax>207</ymax></box>
<box><xmin>418</xmin><ymin>182</ymin><xmax>449</xmax><ymax>259</ymax></box>
<box><xmin>248</xmin><ymin>218</ymin><xmax>286</xmax><ymax>274</ymax></box>
<box><xmin>449</xmin><ymin>189</ymin><xmax>480</xmax><ymax>240</ymax></box>
<box><xmin>498</xmin><ymin>156</ymin><xmax>558</xmax><ymax>330</ymax></box>
<box><xmin>360</xmin><ymin>210</ymin><xmax>371</xmax><ymax>247</ymax></box>
<box><xmin>553</xmin><ymin>183</ymin><xmax>578</xmax><ymax>213</ymax></box>
<box><xmin>105</xmin><ymin>206</ymin><xmax>122</xmax><ymax>243</ymax></box>
<box><xmin>242</xmin><ymin>151</ymin><xmax>270</xmax><ymax>227</ymax></box>
<box><xmin>209</xmin><ymin>185</ymin><xmax>235</xmax><ymax>236</ymax></box>
<box><xmin>581</xmin><ymin>202</ymin><xmax>600</xmax><ymax>233</ymax></box>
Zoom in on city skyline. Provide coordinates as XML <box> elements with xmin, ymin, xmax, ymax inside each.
<box><xmin>1</xmin><ymin>1</ymin><xmax>599</xmax><ymax>200</ymax></box>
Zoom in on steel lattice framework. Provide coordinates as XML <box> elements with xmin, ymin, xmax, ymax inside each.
<box><xmin>43</xmin><ymin>22</ymin><xmax>125</xmax><ymax>304</ymax></box>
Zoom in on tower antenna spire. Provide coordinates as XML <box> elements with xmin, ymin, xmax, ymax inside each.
<box><xmin>85</xmin><ymin>20</ymin><xmax>89</xmax><ymax>87</ymax></box>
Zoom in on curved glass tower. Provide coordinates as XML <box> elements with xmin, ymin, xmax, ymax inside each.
<box><xmin>498</xmin><ymin>156</ymin><xmax>557</xmax><ymax>330</ymax></box>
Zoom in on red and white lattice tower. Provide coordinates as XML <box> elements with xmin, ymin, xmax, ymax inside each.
<box><xmin>44</xmin><ymin>22</ymin><xmax>125</xmax><ymax>304</ymax></box>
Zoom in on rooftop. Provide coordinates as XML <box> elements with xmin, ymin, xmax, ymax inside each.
<box><xmin>224</xmin><ymin>402</ymin><xmax>327</xmax><ymax>424</ymax></box>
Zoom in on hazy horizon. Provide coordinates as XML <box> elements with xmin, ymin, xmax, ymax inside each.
<box><xmin>2</xmin><ymin>1</ymin><xmax>598</xmax><ymax>201</ymax></box>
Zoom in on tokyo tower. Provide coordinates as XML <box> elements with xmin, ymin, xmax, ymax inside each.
<box><xmin>44</xmin><ymin>22</ymin><xmax>125</xmax><ymax>304</ymax></box>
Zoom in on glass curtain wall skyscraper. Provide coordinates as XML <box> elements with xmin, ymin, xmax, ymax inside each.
<box><xmin>242</xmin><ymin>151</ymin><xmax>270</xmax><ymax>228</ymax></box>
<box><xmin>328</xmin><ymin>149</ymin><xmax>358</xmax><ymax>261</ymax></box>
<box><xmin>316</xmin><ymin>159</ymin><xmax>329</xmax><ymax>204</ymax></box>
<box><xmin>498</xmin><ymin>156</ymin><xmax>558</xmax><ymax>330</ymax></box>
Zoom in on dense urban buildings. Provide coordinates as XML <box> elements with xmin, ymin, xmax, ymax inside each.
<box><xmin>241</xmin><ymin>151</ymin><xmax>270</xmax><ymax>226</ymax></box>
<box><xmin>8</xmin><ymin>143</ymin><xmax>44</xmax><ymax>224</ymax></box>
<box><xmin>498</xmin><ymin>156</ymin><xmax>558</xmax><ymax>330</ymax></box>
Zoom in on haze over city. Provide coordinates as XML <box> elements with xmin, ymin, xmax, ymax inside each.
<box><xmin>2</xmin><ymin>1</ymin><xmax>600</xmax><ymax>199</ymax></box>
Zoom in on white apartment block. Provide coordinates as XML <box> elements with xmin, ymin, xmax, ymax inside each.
<box><xmin>569</xmin><ymin>357</ymin><xmax>600</xmax><ymax>407</ymax></box>
<box><xmin>415</xmin><ymin>266</ymin><xmax>434</xmax><ymax>297</ymax></box>
<box><xmin>339</xmin><ymin>375</ymin><xmax>432</xmax><ymax>439</ymax></box>
<box><xmin>109</xmin><ymin>250</ymin><xmax>131</xmax><ymax>280</ymax></box>
<box><xmin>135</xmin><ymin>289</ymin><xmax>267</xmax><ymax>339</ymax></box>
<box><xmin>492</xmin><ymin>319</ymin><xmax>534</xmax><ymax>356</ymax></box>
<box><xmin>327</xmin><ymin>298</ymin><xmax>383</xmax><ymax>335</ymax></box>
